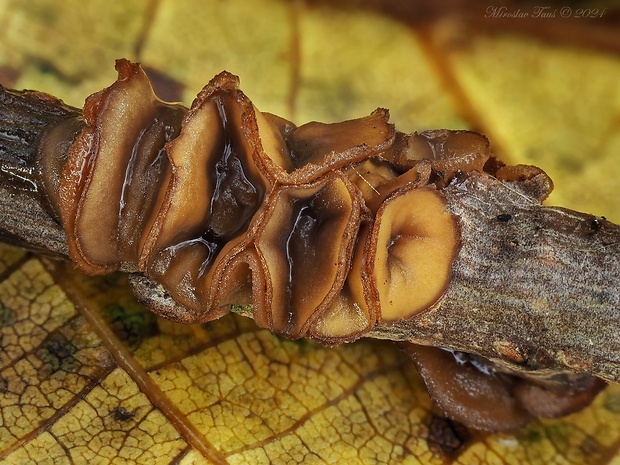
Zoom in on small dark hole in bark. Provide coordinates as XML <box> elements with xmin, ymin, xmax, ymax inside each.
<box><xmin>590</xmin><ymin>218</ymin><xmax>602</xmax><ymax>232</ymax></box>
<box><xmin>497</xmin><ymin>213</ymin><xmax>512</xmax><ymax>222</ymax></box>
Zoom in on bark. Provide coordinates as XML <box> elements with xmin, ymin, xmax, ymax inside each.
<box><xmin>0</xmin><ymin>86</ymin><xmax>81</xmax><ymax>258</ymax></box>
<box><xmin>369</xmin><ymin>174</ymin><xmax>620</xmax><ymax>382</ymax></box>
<box><xmin>2</xmin><ymin>84</ymin><xmax>620</xmax><ymax>385</ymax></box>
<box><xmin>0</xmin><ymin>183</ymin><xmax>68</xmax><ymax>258</ymax></box>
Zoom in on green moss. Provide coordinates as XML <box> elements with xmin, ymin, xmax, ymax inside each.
<box><xmin>103</xmin><ymin>303</ymin><xmax>159</xmax><ymax>348</ymax></box>
<box><xmin>0</xmin><ymin>303</ymin><xmax>16</xmax><ymax>326</ymax></box>
<box><xmin>229</xmin><ymin>304</ymin><xmax>253</xmax><ymax>315</ymax></box>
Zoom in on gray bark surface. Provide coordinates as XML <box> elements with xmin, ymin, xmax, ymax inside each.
<box><xmin>370</xmin><ymin>174</ymin><xmax>620</xmax><ymax>382</ymax></box>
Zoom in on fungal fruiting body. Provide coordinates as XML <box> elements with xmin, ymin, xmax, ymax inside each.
<box><xmin>2</xmin><ymin>59</ymin><xmax>619</xmax><ymax>432</ymax></box>
<box><xmin>48</xmin><ymin>59</ymin><xmax>464</xmax><ymax>342</ymax></box>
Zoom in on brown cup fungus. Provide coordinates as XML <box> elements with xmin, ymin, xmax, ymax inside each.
<box><xmin>140</xmin><ymin>71</ymin><xmax>272</xmax><ymax>319</ymax></box>
<box><xmin>24</xmin><ymin>59</ymin><xmax>606</xmax><ymax>433</ymax></box>
<box><xmin>364</xmin><ymin>186</ymin><xmax>460</xmax><ymax>323</ymax></box>
<box><xmin>255</xmin><ymin>175</ymin><xmax>363</xmax><ymax>338</ymax></box>
<box><xmin>57</xmin><ymin>60</ymin><xmax>186</xmax><ymax>275</ymax></box>
<box><xmin>389</xmin><ymin>129</ymin><xmax>491</xmax><ymax>185</ymax></box>
<box><xmin>402</xmin><ymin>343</ymin><xmax>606</xmax><ymax>432</ymax></box>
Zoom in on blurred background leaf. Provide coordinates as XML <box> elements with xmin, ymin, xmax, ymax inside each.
<box><xmin>0</xmin><ymin>0</ymin><xmax>619</xmax><ymax>464</ymax></box>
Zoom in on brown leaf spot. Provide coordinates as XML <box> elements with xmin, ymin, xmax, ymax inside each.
<box><xmin>110</xmin><ymin>406</ymin><xmax>136</xmax><ymax>423</ymax></box>
<box><xmin>579</xmin><ymin>435</ymin><xmax>605</xmax><ymax>463</ymax></box>
<box><xmin>425</xmin><ymin>414</ymin><xmax>471</xmax><ymax>460</ymax></box>
<box><xmin>37</xmin><ymin>333</ymin><xmax>78</xmax><ymax>379</ymax></box>
<box><xmin>0</xmin><ymin>302</ymin><xmax>16</xmax><ymax>326</ymax></box>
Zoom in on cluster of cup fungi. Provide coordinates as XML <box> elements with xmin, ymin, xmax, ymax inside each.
<box><xmin>1</xmin><ymin>59</ymin><xmax>618</xmax><ymax>432</ymax></box>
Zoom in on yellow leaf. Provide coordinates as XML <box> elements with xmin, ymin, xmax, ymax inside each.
<box><xmin>1</xmin><ymin>1</ymin><xmax>620</xmax><ymax>464</ymax></box>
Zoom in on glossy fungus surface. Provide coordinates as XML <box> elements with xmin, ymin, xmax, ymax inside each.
<box><xmin>55</xmin><ymin>59</ymin><xmax>463</xmax><ymax>335</ymax></box>
<box><xmin>36</xmin><ymin>59</ymin><xmax>607</xmax><ymax>433</ymax></box>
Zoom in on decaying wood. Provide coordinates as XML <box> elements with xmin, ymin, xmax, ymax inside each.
<box><xmin>128</xmin><ymin>170</ymin><xmax>620</xmax><ymax>383</ymax></box>
<box><xmin>2</xmin><ymin>86</ymin><xmax>619</xmax><ymax>382</ymax></box>
<box><xmin>1</xmin><ymin>70</ymin><xmax>619</xmax><ymax>431</ymax></box>
<box><xmin>370</xmin><ymin>174</ymin><xmax>620</xmax><ymax>382</ymax></box>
